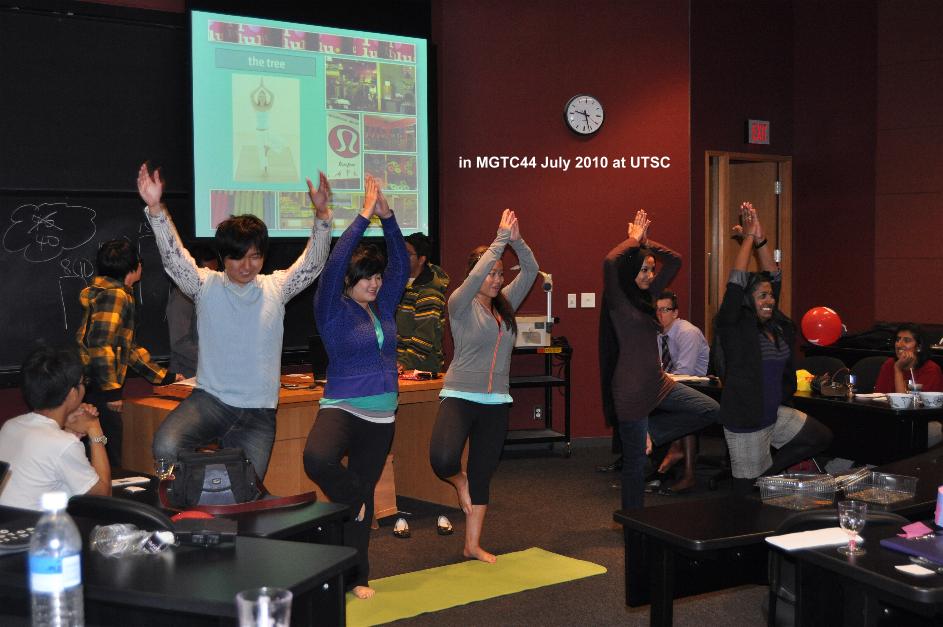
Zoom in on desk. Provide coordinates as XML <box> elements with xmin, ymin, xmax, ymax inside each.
<box><xmin>123</xmin><ymin>378</ymin><xmax>459</xmax><ymax>515</ymax></box>
<box><xmin>615</xmin><ymin>497</ymin><xmax>792</xmax><ymax>626</ymax></box>
<box><xmin>793</xmin><ymin>525</ymin><xmax>943</xmax><ymax>626</ymax></box>
<box><xmin>614</xmin><ymin>447</ymin><xmax>943</xmax><ymax>627</ymax></box>
<box><xmin>0</xmin><ymin>506</ymin><xmax>357</xmax><ymax>626</ymax></box>
<box><xmin>686</xmin><ymin>381</ymin><xmax>943</xmax><ymax>465</ymax></box>
<box><xmin>791</xmin><ymin>392</ymin><xmax>943</xmax><ymax>464</ymax></box>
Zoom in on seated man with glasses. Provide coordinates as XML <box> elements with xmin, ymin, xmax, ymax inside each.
<box><xmin>647</xmin><ymin>290</ymin><xmax>710</xmax><ymax>494</ymax></box>
<box><xmin>0</xmin><ymin>345</ymin><xmax>111</xmax><ymax>511</ymax></box>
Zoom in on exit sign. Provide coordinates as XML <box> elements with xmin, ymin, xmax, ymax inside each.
<box><xmin>747</xmin><ymin>119</ymin><xmax>770</xmax><ymax>145</ymax></box>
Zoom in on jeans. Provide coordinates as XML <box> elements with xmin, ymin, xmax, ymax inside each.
<box><xmin>619</xmin><ymin>383</ymin><xmax>719</xmax><ymax>510</ymax></box>
<box><xmin>152</xmin><ymin>388</ymin><xmax>277</xmax><ymax>479</ymax></box>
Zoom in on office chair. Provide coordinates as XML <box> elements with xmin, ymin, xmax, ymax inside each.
<box><xmin>850</xmin><ymin>355</ymin><xmax>888</xmax><ymax>393</ymax></box>
<box><xmin>67</xmin><ymin>495</ymin><xmax>175</xmax><ymax>531</ymax></box>
<box><xmin>766</xmin><ymin>508</ymin><xmax>909</xmax><ymax>627</ymax></box>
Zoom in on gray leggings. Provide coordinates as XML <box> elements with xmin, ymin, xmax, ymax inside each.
<box><xmin>429</xmin><ymin>397</ymin><xmax>509</xmax><ymax>505</ymax></box>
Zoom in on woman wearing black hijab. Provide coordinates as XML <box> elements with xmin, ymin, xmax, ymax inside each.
<box><xmin>600</xmin><ymin>210</ymin><xmax>719</xmax><ymax>510</ymax></box>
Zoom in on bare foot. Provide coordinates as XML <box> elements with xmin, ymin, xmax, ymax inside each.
<box><xmin>657</xmin><ymin>445</ymin><xmax>686</xmax><ymax>474</ymax></box>
<box><xmin>453</xmin><ymin>472</ymin><xmax>472</xmax><ymax>515</ymax></box>
<box><xmin>352</xmin><ymin>585</ymin><xmax>375</xmax><ymax>599</ymax></box>
<box><xmin>463</xmin><ymin>546</ymin><xmax>496</xmax><ymax>563</ymax></box>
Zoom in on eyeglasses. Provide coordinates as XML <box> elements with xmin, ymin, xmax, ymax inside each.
<box><xmin>656</xmin><ymin>307</ymin><xmax>676</xmax><ymax>313</ymax></box>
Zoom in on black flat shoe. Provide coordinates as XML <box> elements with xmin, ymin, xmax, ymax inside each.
<box><xmin>393</xmin><ymin>517</ymin><xmax>411</xmax><ymax>539</ymax></box>
<box><xmin>658</xmin><ymin>483</ymin><xmax>694</xmax><ymax>496</ymax></box>
<box><xmin>644</xmin><ymin>471</ymin><xmax>668</xmax><ymax>493</ymax></box>
<box><xmin>596</xmin><ymin>456</ymin><xmax>623</xmax><ymax>473</ymax></box>
<box><xmin>436</xmin><ymin>515</ymin><xmax>453</xmax><ymax>536</ymax></box>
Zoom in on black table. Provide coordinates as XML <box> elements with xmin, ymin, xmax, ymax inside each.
<box><xmin>791</xmin><ymin>391</ymin><xmax>943</xmax><ymax>465</ymax></box>
<box><xmin>614</xmin><ymin>445</ymin><xmax>943</xmax><ymax>627</ymax></box>
<box><xmin>0</xmin><ymin>505</ymin><xmax>357</xmax><ymax>626</ymax></box>
<box><xmin>615</xmin><ymin>497</ymin><xmax>792</xmax><ymax>626</ymax></box>
<box><xmin>685</xmin><ymin>381</ymin><xmax>943</xmax><ymax>465</ymax></box>
<box><xmin>793</xmin><ymin>525</ymin><xmax>943</xmax><ymax>626</ymax></box>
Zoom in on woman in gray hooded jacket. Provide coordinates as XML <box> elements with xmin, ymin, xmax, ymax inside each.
<box><xmin>430</xmin><ymin>209</ymin><xmax>539</xmax><ymax>563</ymax></box>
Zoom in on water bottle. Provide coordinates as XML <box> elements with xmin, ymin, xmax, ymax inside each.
<box><xmin>29</xmin><ymin>491</ymin><xmax>84</xmax><ymax>627</ymax></box>
<box><xmin>90</xmin><ymin>524</ymin><xmax>175</xmax><ymax>557</ymax></box>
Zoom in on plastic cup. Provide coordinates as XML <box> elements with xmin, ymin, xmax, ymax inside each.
<box><xmin>236</xmin><ymin>587</ymin><xmax>292</xmax><ymax>627</ymax></box>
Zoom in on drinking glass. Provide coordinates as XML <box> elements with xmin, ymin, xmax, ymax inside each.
<box><xmin>154</xmin><ymin>457</ymin><xmax>175</xmax><ymax>481</ymax></box>
<box><xmin>837</xmin><ymin>500</ymin><xmax>867</xmax><ymax>556</ymax></box>
<box><xmin>236</xmin><ymin>587</ymin><xmax>292</xmax><ymax>627</ymax></box>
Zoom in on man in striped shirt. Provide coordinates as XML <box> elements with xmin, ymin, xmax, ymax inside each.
<box><xmin>396</xmin><ymin>233</ymin><xmax>450</xmax><ymax>375</ymax></box>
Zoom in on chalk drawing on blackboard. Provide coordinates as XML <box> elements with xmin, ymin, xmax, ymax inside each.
<box><xmin>137</xmin><ymin>219</ymin><xmax>154</xmax><ymax>305</ymax></box>
<box><xmin>3</xmin><ymin>202</ymin><xmax>97</xmax><ymax>263</ymax></box>
<box><xmin>58</xmin><ymin>257</ymin><xmax>95</xmax><ymax>331</ymax></box>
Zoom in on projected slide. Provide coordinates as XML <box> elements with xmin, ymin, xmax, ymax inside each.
<box><xmin>192</xmin><ymin>11</ymin><xmax>428</xmax><ymax>237</ymax></box>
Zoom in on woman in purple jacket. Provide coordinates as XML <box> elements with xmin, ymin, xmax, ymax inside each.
<box><xmin>303</xmin><ymin>175</ymin><xmax>409</xmax><ymax>600</ymax></box>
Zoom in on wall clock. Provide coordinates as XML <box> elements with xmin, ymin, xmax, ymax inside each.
<box><xmin>564</xmin><ymin>94</ymin><xmax>604</xmax><ymax>135</ymax></box>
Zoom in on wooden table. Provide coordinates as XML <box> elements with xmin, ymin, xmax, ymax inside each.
<box><xmin>123</xmin><ymin>378</ymin><xmax>460</xmax><ymax>518</ymax></box>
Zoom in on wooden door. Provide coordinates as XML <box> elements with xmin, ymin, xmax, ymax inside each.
<box><xmin>704</xmin><ymin>153</ymin><xmax>793</xmax><ymax>340</ymax></box>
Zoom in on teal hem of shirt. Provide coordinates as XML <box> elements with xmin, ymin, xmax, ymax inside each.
<box><xmin>439</xmin><ymin>389</ymin><xmax>512</xmax><ymax>405</ymax></box>
<box><xmin>321</xmin><ymin>391</ymin><xmax>398</xmax><ymax>412</ymax></box>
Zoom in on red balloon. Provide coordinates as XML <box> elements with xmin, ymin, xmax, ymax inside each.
<box><xmin>801</xmin><ymin>307</ymin><xmax>843</xmax><ymax>346</ymax></box>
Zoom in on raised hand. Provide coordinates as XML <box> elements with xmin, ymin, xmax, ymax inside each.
<box><xmin>306</xmin><ymin>172</ymin><xmax>333</xmax><ymax>221</ymax></box>
<box><xmin>137</xmin><ymin>162</ymin><xmax>163</xmax><ymax>209</ymax></box>
<box><xmin>498</xmin><ymin>208</ymin><xmax>517</xmax><ymax>235</ymax></box>
<box><xmin>740</xmin><ymin>202</ymin><xmax>763</xmax><ymax>239</ymax></box>
<box><xmin>509</xmin><ymin>212</ymin><xmax>521</xmax><ymax>241</ymax></box>
<box><xmin>361</xmin><ymin>175</ymin><xmax>380</xmax><ymax>218</ymax></box>
<box><xmin>375</xmin><ymin>187</ymin><xmax>392</xmax><ymax>219</ymax></box>
<box><xmin>627</xmin><ymin>209</ymin><xmax>650</xmax><ymax>242</ymax></box>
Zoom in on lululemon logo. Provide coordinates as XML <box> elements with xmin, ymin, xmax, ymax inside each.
<box><xmin>329</xmin><ymin>125</ymin><xmax>360</xmax><ymax>158</ymax></box>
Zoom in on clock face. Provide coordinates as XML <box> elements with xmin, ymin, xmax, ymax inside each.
<box><xmin>565</xmin><ymin>95</ymin><xmax>604</xmax><ymax>135</ymax></box>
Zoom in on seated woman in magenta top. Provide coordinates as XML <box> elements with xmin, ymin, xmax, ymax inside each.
<box><xmin>874</xmin><ymin>323</ymin><xmax>943</xmax><ymax>393</ymax></box>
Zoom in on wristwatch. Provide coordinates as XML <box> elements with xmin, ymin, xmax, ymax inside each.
<box><xmin>89</xmin><ymin>434</ymin><xmax>108</xmax><ymax>446</ymax></box>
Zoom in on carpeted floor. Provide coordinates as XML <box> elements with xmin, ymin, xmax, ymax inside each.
<box><xmin>363</xmin><ymin>439</ymin><xmax>770</xmax><ymax>626</ymax></box>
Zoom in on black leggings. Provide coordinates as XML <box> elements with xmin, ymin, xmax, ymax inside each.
<box><xmin>84</xmin><ymin>386</ymin><xmax>122</xmax><ymax>467</ymax></box>
<box><xmin>302</xmin><ymin>408</ymin><xmax>394</xmax><ymax>588</ymax></box>
<box><xmin>429</xmin><ymin>397</ymin><xmax>508</xmax><ymax>505</ymax></box>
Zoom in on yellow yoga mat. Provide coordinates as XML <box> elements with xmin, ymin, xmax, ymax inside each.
<box><xmin>345</xmin><ymin>547</ymin><xmax>607</xmax><ymax>627</ymax></box>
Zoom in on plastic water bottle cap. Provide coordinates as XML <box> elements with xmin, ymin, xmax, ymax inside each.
<box><xmin>40</xmin><ymin>491</ymin><xmax>68</xmax><ymax>512</ymax></box>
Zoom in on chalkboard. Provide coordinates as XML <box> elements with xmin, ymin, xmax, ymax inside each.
<box><xmin>0</xmin><ymin>195</ymin><xmax>171</xmax><ymax>376</ymax></box>
<box><xmin>0</xmin><ymin>1</ymin><xmax>432</xmax><ymax>382</ymax></box>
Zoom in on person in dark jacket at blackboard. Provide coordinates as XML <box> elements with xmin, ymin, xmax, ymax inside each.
<box><xmin>77</xmin><ymin>238</ymin><xmax>181</xmax><ymax>466</ymax></box>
